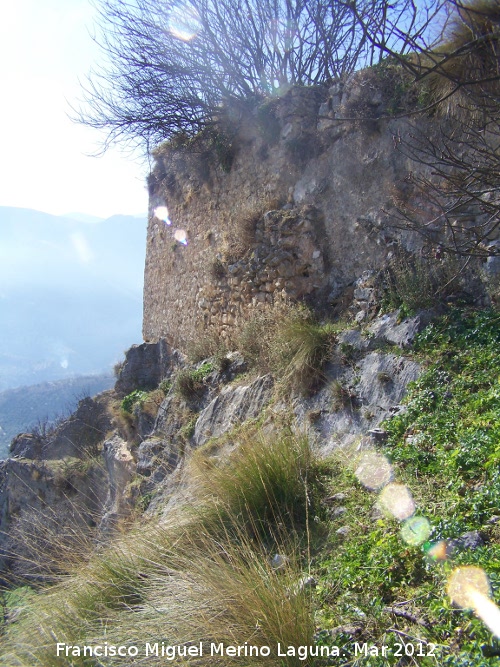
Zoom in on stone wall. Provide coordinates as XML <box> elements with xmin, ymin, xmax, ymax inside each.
<box><xmin>142</xmin><ymin>77</ymin><xmax>451</xmax><ymax>347</ymax></box>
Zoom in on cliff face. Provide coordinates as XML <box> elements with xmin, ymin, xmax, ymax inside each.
<box><xmin>144</xmin><ymin>77</ymin><xmax>435</xmax><ymax>348</ymax></box>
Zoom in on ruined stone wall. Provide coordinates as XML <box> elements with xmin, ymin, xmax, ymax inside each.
<box><xmin>142</xmin><ymin>78</ymin><xmax>435</xmax><ymax>348</ymax></box>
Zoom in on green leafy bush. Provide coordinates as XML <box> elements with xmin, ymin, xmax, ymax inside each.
<box><xmin>121</xmin><ymin>389</ymin><xmax>148</xmax><ymax>413</ymax></box>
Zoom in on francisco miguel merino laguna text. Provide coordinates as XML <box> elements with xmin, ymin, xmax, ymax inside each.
<box><xmin>56</xmin><ymin>641</ymin><xmax>344</xmax><ymax>660</ymax></box>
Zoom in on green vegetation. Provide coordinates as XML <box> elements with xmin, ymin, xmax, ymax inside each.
<box><xmin>269</xmin><ymin>310</ymin><xmax>336</xmax><ymax>394</ymax></box>
<box><xmin>310</xmin><ymin>308</ymin><xmax>500</xmax><ymax>665</ymax></box>
<box><xmin>389</xmin><ymin>308</ymin><xmax>500</xmax><ymax>511</ymax></box>
<box><xmin>159</xmin><ymin>378</ymin><xmax>172</xmax><ymax>395</ymax></box>
<box><xmin>120</xmin><ymin>389</ymin><xmax>149</xmax><ymax>413</ymax></box>
<box><xmin>3</xmin><ymin>308</ymin><xmax>500</xmax><ymax>665</ymax></box>
<box><xmin>175</xmin><ymin>361</ymin><xmax>215</xmax><ymax>400</ymax></box>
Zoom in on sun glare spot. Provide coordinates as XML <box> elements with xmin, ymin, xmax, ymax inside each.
<box><xmin>168</xmin><ymin>3</ymin><xmax>201</xmax><ymax>42</ymax></box>
<box><xmin>378</xmin><ymin>483</ymin><xmax>416</xmax><ymax>521</ymax></box>
<box><xmin>174</xmin><ymin>229</ymin><xmax>188</xmax><ymax>245</ymax></box>
<box><xmin>447</xmin><ymin>567</ymin><xmax>500</xmax><ymax>637</ymax></box>
<box><xmin>154</xmin><ymin>206</ymin><xmax>172</xmax><ymax>225</ymax></box>
<box><xmin>354</xmin><ymin>451</ymin><xmax>393</xmax><ymax>491</ymax></box>
<box><xmin>400</xmin><ymin>515</ymin><xmax>431</xmax><ymax>546</ymax></box>
<box><xmin>448</xmin><ymin>566</ymin><xmax>491</xmax><ymax>609</ymax></box>
<box><xmin>425</xmin><ymin>540</ymin><xmax>449</xmax><ymax>561</ymax></box>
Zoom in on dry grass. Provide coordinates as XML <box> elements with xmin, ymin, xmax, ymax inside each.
<box><xmin>382</xmin><ymin>251</ymin><xmax>464</xmax><ymax>313</ymax></box>
<box><xmin>235</xmin><ymin>304</ymin><xmax>336</xmax><ymax>395</ymax></box>
<box><xmin>1</xmin><ymin>431</ymin><xmax>320</xmax><ymax>666</ymax></box>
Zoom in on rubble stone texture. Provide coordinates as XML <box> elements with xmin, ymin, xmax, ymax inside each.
<box><xmin>144</xmin><ymin>82</ymin><xmax>433</xmax><ymax>349</ymax></box>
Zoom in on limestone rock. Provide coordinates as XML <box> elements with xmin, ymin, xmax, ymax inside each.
<box><xmin>41</xmin><ymin>394</ymin><xmax>113</xmax><ymax>460</ymax></box>
<box><xmin>193</xmin><ymin>375</ymin><xmax>274</xmax><ymax>447</ymax></box>
<box><xmin>100</xmin><ymin>434</ymin><xmax>136</xmax><ymax>534</ymax></box>
<box><xmin>136</xmin><ymin>436</ymin><xmax>180</xmax><ymax>482</ymax></box>
<box><xmin>367</xmin><ymin>310</ymin><xmax>435</xmax><ymax>349</ymax></box>
<box><xmin>357</xmin><ymin>353</ymin><xmax>421</xmax><ymax>418</ymax></box>
<box><xmin>115</xmin><ymin>339</ymin><xmax>177</xmax><ymax>396</ymax></box>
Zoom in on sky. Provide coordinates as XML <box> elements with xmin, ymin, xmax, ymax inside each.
<box><xmin>0</xmin><ymin>0</ymin><xmax>148</xmax><ymax>218</ymax></box>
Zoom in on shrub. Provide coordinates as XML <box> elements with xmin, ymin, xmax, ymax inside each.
<box><xmin>121</xmin><ymin>389</ymin><xmax>148</xmax><ymax>414</ymax></box>
<box><xmin>235</xmin><ymin>309</ymin><xmax>274</xmax><ymax>367</ymax></box>
<box><xmin>174</xmin><ymin>362</ymin><xmax>215</xmax><ymax>400</ymax></box>
<box><xmin>382</xmin><ymin>251</ymin><xmax>463</xmax><ymax>315</ymax></box>
<box><xmin>1</xmin><ymin>430</ymin><xmax>321</xmax><ymax>666</ymax></box>
<box><xmin>186</xmin><ymin>330</ymin><xmax>227</xmax><ymax>364</ymax></box>
<box><xmin>236</xmin><ymin>304</ymin><xmax>336</xmax><ymax>394</ymax></box>
<box><xmin>191</xmin><ymin>429</ymin><xmax>323</xmax><ymax>543</ymax></box>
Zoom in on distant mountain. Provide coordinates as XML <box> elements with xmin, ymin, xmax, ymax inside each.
<box><xmin>0</xmin><ymin>207</ymin><xmax>146</xmax><ymax>390</ymax></box>
<box><xmin>0</xmin><ymin>374</ymin><xmax>115</xmax><ymax>458</ymax></box>
<box><xmin>63</xmin><ymin>213</ymin><xmax>105</xmax><ymax>224</ymax></box>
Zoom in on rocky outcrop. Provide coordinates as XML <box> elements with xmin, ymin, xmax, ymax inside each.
<box><xmin>356</xmin><ymin>352</ymin><xmax>421</xmax><ymax>414</ymax></box>
<box><xmin>136</xmin><ymin>435</ymin><xmax>179</xmax><ymax>481</ymax></box>
<box><xmin>115</xmin><ymin>339</ymin><xmax>179</xmax><ymax>396</ymax></box>
<box><xmin>100</xmin><ymin>435</ymin><xmax>136</xmax><ymax>534</ymax></box>
<box><xmin>193</xmin><ymin>374</ymin><xmax>274</xmax><ymax>447</ymax></box>
<box><xmin>0</xmin><ymin>455</ymin><xmax>108</xmax><ymax>578</ymax></box>
<box><xmin>9</xmin><ymin>394</ymin><xmax>113</xmax><ymax>461</ymax></box>
<box><xmin>0</xmin><ymin>309</ymin><xmax>429</xmax><ymax>578</ymax></box>
<box><xmin>293</xmin><ymin>312</ymin><xmax>423</xmax><ymax>454</ymax></box>
<box><xmin>366</xmin><ymin>309</ymin><xmax>435</xmax><ymax>348</ymax></box>
<box><xmin>9</xmin><ymin>433</ymin><xmax>43</xmax><ymax>460</ymax></box>
<box><xmin>43</xmin><ymin>394</ymin><xmax>113</xmax><ymax>460</ymax></box>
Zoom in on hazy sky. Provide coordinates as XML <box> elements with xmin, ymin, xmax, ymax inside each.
<box><xmin>1</xmin><ymin>0</ymin><xmax>148</xmax><ymax>218</ymax></box>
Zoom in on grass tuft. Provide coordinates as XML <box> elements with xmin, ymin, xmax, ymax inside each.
<box><xmin>0</xmin><ymin>430</ymin><xmax>322</xmax><ymax>666</ymax></box>
<box><xmin>236</xmin><ymin>305</ymin><xmax>336</xmax><ymax>395</ymax></box>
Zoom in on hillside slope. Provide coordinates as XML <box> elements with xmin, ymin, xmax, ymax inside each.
<box><xmin>0</xmin><ymin>374</ymin><xmax>114</xmax><ymax>458</ymax></box>
<box><xmin>1</xmin><ymin>306</ymin><xmax>499</xmax><ymax>666</ymax></box>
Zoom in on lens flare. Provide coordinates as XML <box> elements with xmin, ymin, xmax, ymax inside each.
<box><xmin>378</xmin><ymin>483</ymin><xmax>416</xmax><ymax>521</ymax></box>
<box><xmin>174</xmin><ymin>229</ymin><xmax>188</xmax><ymax>245</ymax></box>
<box><xmin>70</xmin><ymin>232</ymin><xmax>93</xmax><ymax>263</ymax></box>
<box><xmin>154</xmin><ymin>206</ymin><xmax>171</xmax><ymax>225</ymax></box>
<box><xmin>448</xmin><ymin>567</ymin><xmax>500</xmax><ymax>637</ymax></box>
<box><xmin>425</xmin><ymin>540</ymin><xmax>449</xmax><ymax>561</ymax></box>
<box><xmin>448</xmin><ymin>566</ymin><xmax>491</xmax><ymax>609</ymax></box>
<box><xmin>400</xmin><ymin>515</ymin><xmax>431</xmax><ymax>546</ymax></box>
<box><xmin>168</xmin><ymin>3</ymin><xmax>201</xmax><ymax>41</ymax></box>
<box><xmin>355</xmin><ymin>451</ymin><xmax>393</xmax><ymax>491</ymax></box>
